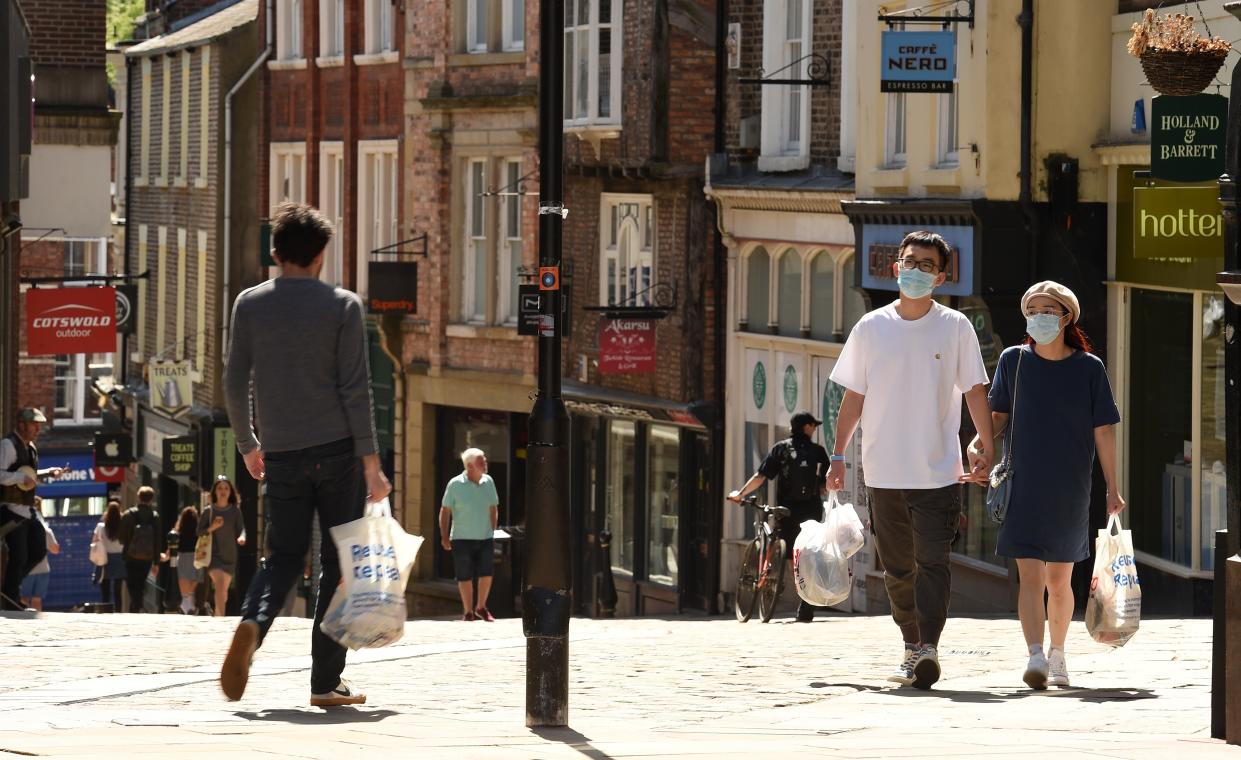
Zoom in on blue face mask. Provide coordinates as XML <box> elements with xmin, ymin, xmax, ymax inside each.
<box><xmin>1026</xmin><ymin>313</ymin><xmax>1065</xmax><ymax>345</ymax></box>
<box><xmin>897</xmin><ymin>268</ymin><xmax>937</xmax><ymax>299</ymax></box>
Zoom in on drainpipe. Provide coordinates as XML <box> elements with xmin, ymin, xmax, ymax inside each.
<box><xmin>222</xmin><ymin>0</ymin><xmax>272</xmax><ymax>356</ymax></box>
<box><xmin>123</xmin><ymin>53</ymin><xmax>135</xmax><ymax>386</ymax></box>
<box><xmin>1018</xmin><ymin>0</ymin><xmax>1037</xmax><ymax>282</ymax></box>
<box><xmin>709</xmin><ymin>0</ymin><xmax>727</xmax><ymax>616</ymax></box>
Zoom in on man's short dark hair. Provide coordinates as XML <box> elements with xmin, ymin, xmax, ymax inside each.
<box><xmin>271</xmin><ymin>202</ymin><xmax>334</xmax><ymax>268</ymax></box>
<box><xmin>898</xmin><ymin>230</ymin><xmax>951</xmax><ymax>272</ymax></box>
<box><xmin>137</xmin><ymin>486</ymin><xmax>155</xmax><ymax>504</ymax></box>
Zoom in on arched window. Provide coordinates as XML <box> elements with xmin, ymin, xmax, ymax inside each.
<box><xmin>745</xmin><ymin>247</ymin><xmax>770</xmax><ymax>332</ymax></box>
<box><xmin>841</xmin><ymin>252</ymin><xmax>868</xmax><ymax>334</ymax></box>
<box><xmin>809</xmin><ymin>251</ymin><xmax>836</xmax><ymax>341</ymax></box>
<box><xmin>777</xmin><ymin>249</ymin><xmax>802</xmax><ymax>335</ymax></box>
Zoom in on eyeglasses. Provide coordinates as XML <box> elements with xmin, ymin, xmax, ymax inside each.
<box><xmin>897</xmin><ymin>258</ymin><xmax>941</xmax><ymax>274</ymax></box>
<box><xmin>1024</xmin><ymin>308</ymin><xmax>1067</xmax><ymax>318</ymax></box>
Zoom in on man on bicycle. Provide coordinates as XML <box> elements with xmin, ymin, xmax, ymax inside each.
<box><xmin>727</xmin><ymin>411</ymin><xmax>830</xmax><ymax>622</ymax></box>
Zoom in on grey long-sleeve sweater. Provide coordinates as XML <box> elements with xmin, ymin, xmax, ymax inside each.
<box><xmin>223</xmin><ymin>276</ymin><xmax>378</xmax><ymax>457</ymax></box>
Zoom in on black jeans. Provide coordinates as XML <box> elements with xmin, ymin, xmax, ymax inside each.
<box><xmin>241</xmin><ymin>438</ymin><xmax>364</xmax><ymax>694</ymax></box>
<box><xmin>0</xmin><ymin>508</ymin><xmax>34</xmax><ymax>610</ymax></box>
<box><xmin>125</xmin><ymin>560</ymin><xmax>152</xmax><ymax>612</ymax></box>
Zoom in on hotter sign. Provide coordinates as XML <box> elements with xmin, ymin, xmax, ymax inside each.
<box><xmin>598</xmin><ymin>318</ymin><xmax>656</xmax><ymax>374</ymax></box>
<box><xmin>26</xmin><ymin>287</ymin><xmax>117</xmax><ymax>356</ymax></box>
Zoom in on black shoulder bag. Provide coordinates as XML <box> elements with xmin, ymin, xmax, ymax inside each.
<box><xmin>986</xmin><ymin>348</ymin><xmax>1024</xmax><ymax>524</ymax></box>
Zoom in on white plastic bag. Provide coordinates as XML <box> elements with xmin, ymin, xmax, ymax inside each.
<box><xmin>321</xmin><ymin>498</ymin><xmax>424</xmax><ymax>650</ymax></box>
<box><xmin>1085</xmin><ymin>514</ymin><xmax>1141</xmax><ymax>648</ymax></box>
<box><xmin>792</xmin><ymin>492</ymin><xmax>865</xmax><ymax>607</ymax></box>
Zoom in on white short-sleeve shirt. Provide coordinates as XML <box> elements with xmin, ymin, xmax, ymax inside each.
<box><xmin>830</xmin><ymin>301</ymin><xmax>989</xmax><ymax>489</ymax></box>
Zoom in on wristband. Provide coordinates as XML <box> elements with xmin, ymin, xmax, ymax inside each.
<box><xmin>829</xmin><ymin>455</ymin><xmax>846</xmax><ymax>462</ymax></box>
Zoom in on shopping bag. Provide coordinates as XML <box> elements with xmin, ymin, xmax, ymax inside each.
<box><xmin>1085</xmin><ymin>514</ymin><xmax>1141</xmax><ymax>648</ymax></box>
<box><xmin>321</xmin><ymin>498</ymin><xmax>424</xmax><ymax>650</ymax></box>
<box><xmin>791</xmin><ymin>492</ymin><xmax>865</xmax><ymax>607</ymax></box>
<box><xmin>89</xmin><ymin>539</ymin><xmax>107</xmax><ymax>567</ymax></box>
<box><xmin>193</xmin><ymin>532</ymin><xmax>212</xmax><ymax>570</ymax></box>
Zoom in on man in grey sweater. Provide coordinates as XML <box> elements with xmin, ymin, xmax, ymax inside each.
<box><xmin>220</xmin><ymin>202</ymin><xmax>391</xmax><ymax>707</ymax></box>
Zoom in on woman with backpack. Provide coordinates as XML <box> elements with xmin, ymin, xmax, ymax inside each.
<box><xmin>118</xmin><ymin>486</ymin><xmax>165</xmax><ymax>613</ymax></box>
<box><xmin>199</xmin><ymin>475</ymin><xmax>246</xmax><ymax>617</ymax></box>
<box><xmin>91</xmin><ymin>501</ymin><xmax>126</xmax><ymax>612</ymax></box>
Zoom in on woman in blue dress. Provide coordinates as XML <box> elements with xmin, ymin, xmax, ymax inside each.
<box><xmin>966</xmin><ymin>281</ymin><xmax>1124</xmax><ymax>690</ymax></box>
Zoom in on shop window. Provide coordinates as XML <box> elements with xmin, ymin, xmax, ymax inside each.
<box><xmin>647</xmin><ymin>424</ymin><xmax>680</xmax><ymax>586</ymax></box>
<box><xmin>759</xmin><ymin>0</ymin><xmax>811</xmax><ymax>171</ymax></box>
<box><xmin>776</xmin><ymin>250</ymin><xmax>802</xmax><ymax>336</ymax></box>
<box><xmin>276</xmin><ymin>0</ymin><xmax>304</xmax><ymax>61</ymax></box>
<box><xmin>600</xmin><ymin>194</ymin><xmax>653</xmax><ymax>307</ymax></box>
<box><xmin>320</xmin><ymin>0</ymin><xmax>345</xmax><ymax>58</ymax></box>
<box><xmin>564</xmin><ymin>0</ymin><xmax>622</xmax><ymax>126</ymax></box>
<box><xmin>364</xmin><ymin>0</ymin><xmax>396</xmax><ymax>54</ymax></box>
<box><xmin>744</xmin><ymin>247</ymin><xmax>770</xmax><ymax>332</ymax></box>
<box><xmin>607</xmin><ymin>419</ymin><xmax>637</xmax><ymax>574</ymax></box>
<box><xmin>809</xmin><ymin>252</ymin><xmax>836</xmax><ymax>341</ymax></box>
<box><xmin>1201</xmin><ymin>295</ymin><xmax>1227</xmax><ymax>570</ymax></box>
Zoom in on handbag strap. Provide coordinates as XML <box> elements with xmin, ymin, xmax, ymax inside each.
<box><xmin>1002</xmin><ymin>348</ymin><xmax>1024</xmax><ymax>463</ymax></box>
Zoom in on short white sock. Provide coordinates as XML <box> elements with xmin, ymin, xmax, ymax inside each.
<box><xmin>1028</xmin><ymin>643</ymin><xmax>1044</xmax><ymax>657</ymax></box>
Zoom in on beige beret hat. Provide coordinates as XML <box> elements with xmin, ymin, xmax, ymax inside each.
<box><xmin>1021</xmin><ymin>281</ymin><xmax>1080</xmax><ymax>323</ymax></box>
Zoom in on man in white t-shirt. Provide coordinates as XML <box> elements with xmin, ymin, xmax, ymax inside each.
<box><xmin>827</xmin><ymin>230</ymin><xmax>994</xmax><ymax>690</ymax></box>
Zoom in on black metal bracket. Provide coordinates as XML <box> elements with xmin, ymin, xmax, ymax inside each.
<box><xmin>879</xmin><ymin>0</ymin><xmax>974</xmax><ymax>29</ymax></box>
<box><xmin>369</xmin><ymin>233</ymin><xmax>428</xmax><ymax>260</ymax></box>
<box><xmin>583</xmin><ymin>281</ymin><xmax>677</xmax><ymax>319</ymax></box>
<box><xmin>739</xmin><ymin>53</ymin><xmax>830</xmax><ymax>87</ymax></box>
<box><xmin>20</xmin><ymin>270</ymin><xmax>151</xmax><ymax>286</ymax></box>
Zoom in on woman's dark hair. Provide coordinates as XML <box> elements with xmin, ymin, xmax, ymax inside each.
<box><xmin>1023</xmin><ymin>322</ymin><xmax>1095</xmax><ymax>353</ymax></box>
<box><xmin>271</xmin><ymin>201</ymin><xmax>333</xmax><ymax>267</ymax></box>
<box><xmin>104</xmin><ymin>501</ymin><xmax>121</xmax><ymax>540</ymax></box>
<box><xmin>175</xmin><ymin>506</ymin><xmax>199</xmax><ymax>536</ymax></box>
<box><xmin>899</xmin><ymin>230</ymin><xmax>952</xmax><ymax>271</ymax></box>
<box><xmin>212</xmin><ymin>477</ymin><xmax>239</xmax><ymax>506</ymax></box>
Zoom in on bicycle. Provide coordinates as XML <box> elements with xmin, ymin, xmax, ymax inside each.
<box><xmin>733</xmin><ymin>495</ymin><xmax>790</xmax><ymax>623</ymax></box>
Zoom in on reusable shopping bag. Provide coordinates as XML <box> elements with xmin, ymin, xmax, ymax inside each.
<box><xmin>1085</xmin><ymin>514</ymin><xmax>1141</xmax><ymax>648</ymax></box>
<box><xmin>89</xmin><ymin>538</ymin><xmax>107</xmax><ymax>567</ymax></box>
<box><xmin>321</xmin><ymin>498</ymin><xmax>424</xmax><ymax>650</ymax></box>
<box><xmin>792</xmin><ymin>492</ymin><xmax>865</xmax><ymax>607</ymax></box>
<box><xmin>192</xmin><ymin>532</ymin><xmax>212</xmax><ymax>570</ymax></box>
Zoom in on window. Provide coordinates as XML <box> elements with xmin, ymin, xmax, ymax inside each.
<box><xmin>269</xmin><ymin>142</ymin><xmax>306</xmax><ymax>211</ymax></box>
<box><xmin>463</xmin><ymin>159</ymin><xmax>488</xmax><ymax>323</ymax></box>
<box><xmin>937</xmin><ymin>89</ymin><xmax>959</xmax><ymax>166</ymax></box>
<box><xmin>776</xmin><ymin>249</ymin><xmax>802</xmax><ymax>335</ymax></box>
<box><xmin>886</xmin><ymin>92</ymin><xmax>907</xmax><ymax>167</ymax></box>
<box><xmin>178</xmin><ymin>51</ymin><xmax>190</xmax><ymax>184</ymax></box>
<box><xmin>138</xmin><ymin>58</ymin><xmax>151</xmax><ymax>185</ymax></box>
<box><xmin>759</xmin><ymin>0</ymin><xmax>811</xmax><ymax>169</ymax></box>
<box><xmin>743</xmin><ymin>247</ymin><xmax>770</xmax><ymax>332</ymax></box>
<box><xmin>54</xmin><ymin>240</ymin><xmax>113</xmax><ymax>425</ymax></box>
<box><xmin>647</xmin><ymin>424</ymin><xmax>680</xmax><ymax>586</ymax></box>
<box><xmin>607</xmin><ymin>419</ymin><xmax>636</xmax><ymax>573</ymax></box>
<box><xmin>321</xmin><ymin>0</ymin><xmax>344</xmax><ymax>57</ymax></box>
<box><xmin>358</xmin><ymin>141</ymin><xmax>399</xmax><ymax>299</ymax></box>
<box><xmin>196</xmin><ymin>47</ymin><xmax>210</xmax><ymax>187</ymax></box>
<box><xmin>320</xmin><ymin>142</ymin><xmax>345</xmax><ymax>286</ymax></box>
<box><xmin>159</xmin><ymin>56</ymin><xmax>171</xmax><ymax>184</ymax></box>
<box><xmin>365</xmin><ymin>0</ymin><xmax>396</xmax><ymax>54</ymax></box>
<box><xmin>809</xmin><ymin>252</ymin><xmax>836</xmax><ymax>341</ymax></box>
<box><xmin>564</xmin><ymin>0</ymin><xmax>622</xmax><ymax>126</ymax></box>
<box><xmin>600</xmin><ymin>195</ymin><xmax>654</xmax><ymax>307</ymax></box>
<box><xmin>503</xmin><ymin>0</ymin><xmax>525</xmax><ymax>51</ymax></box>
<box><xmin>277</xmin><ymin>0</ymin><xmax>304</xmax><ymax>61</ymax></box>
<box><xmin>498</xmin><ymin>158</ymin><xmax>524</xmax><ymax>324</ymax></box>
<box><xmin>467</xmin><ymin>0</ymin><xmax>488</xmax><ymax>52</ymax></box>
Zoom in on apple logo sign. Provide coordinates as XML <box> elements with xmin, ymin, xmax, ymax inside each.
<box><xmin>104</xmin><ymin>441</ymin><xmax>120</xmax><ymax>458</ymax></box>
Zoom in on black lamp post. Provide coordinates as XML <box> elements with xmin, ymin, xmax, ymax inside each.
<box><xmin>523</xmin><ymin>0</ymin><xmax>572</xmax><ymax>728</ymax></box>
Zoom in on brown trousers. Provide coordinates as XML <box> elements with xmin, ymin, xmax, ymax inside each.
<box><xmin>867</xmin><ymin>485</ymin><xmax>961</xmax><ymax>647</ymax></box>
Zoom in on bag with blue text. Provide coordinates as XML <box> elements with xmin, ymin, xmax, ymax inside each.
<box><xmin>1085</xmin><ymin>514</ymin><xmax>1141</xmax><ymax>648</ymax></box>
<box><xmin>321</xmin><ymin>498</ymin><xmax>424</xmax><ymax>650</ymax></box>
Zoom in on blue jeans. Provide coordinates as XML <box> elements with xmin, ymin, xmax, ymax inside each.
<box><xmin>240</xmin><ymin>438</ymin><xmax>364</xmax><ymax>693</ymax></box>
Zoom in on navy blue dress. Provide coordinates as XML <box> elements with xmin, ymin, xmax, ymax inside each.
<box><xmin>989</xmin><ymin>345</ymin><xmax>1120</xmax><ymax>563</ymax></box>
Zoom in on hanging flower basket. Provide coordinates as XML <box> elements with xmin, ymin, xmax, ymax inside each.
<box><xmin>1128</xmin><ymin>9</ymin><xmax>1231</xmax><ymax>97</ymax></box>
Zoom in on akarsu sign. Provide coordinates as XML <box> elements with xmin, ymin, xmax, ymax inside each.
<box><xmin>26</xmin><ymin>286</ymin><xmax>117</xmax><ymax>355</ymax></box>
<box><xmin>880</xmin><ymin>30</ymin><xmax>956</xmax><ymax>93</ymax></box>
<box><xmin>598</xmin><ymin>318</ymin><xmax>656</xmax><ymax>374</ymax></box>
<box><xmin>1151</xmin><ymin>94</ymin><xmax>1227</xmax><ymax>183</ymax></box>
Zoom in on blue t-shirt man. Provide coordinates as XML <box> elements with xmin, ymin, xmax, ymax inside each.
<box><xmin>441</xmin><ymin>472</ymin><xmax>499</xmax><ymax>540</ymax></box>
<box><xmin>439</xmin><ymin>448</ymin><xmax>501</xmax><ymax>621</ymax></box>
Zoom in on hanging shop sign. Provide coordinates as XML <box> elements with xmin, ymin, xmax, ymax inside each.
<box><xmin>213</xmin><ymin>427</ymin><xmax>237</xmax><ymax>484</ymax></box>
<box><xmin>1151</xmin><ymin>94</ymin><xmax>1227</xmax><ymax>183</ymax></box>
<box><xmin>35</xmin><ymin>452</ymin><xmax>107</xmax><ymax>498</ymax></box>
<box><xmin>858</xmin><ymin>223</ymin><xmax>974</xmax><ymax>297</ymax></box>
<box><xmin>94</xmin><ymin>464</ymin><xmax>126</xmax><ymax>484</ymax></box>
<box><xmin>517</xmin><ymin>284</ymin><xmax>572</xmax><ymax>337</ymax></box>
<box><xmin>162</xmin><ymin>435</ymin><xmax>198</xmax><ymax>480</ymax></box>
<box><xmin>93</xmin><ymin>431</ymin><xmax>134</xmax><ymax>467</ymax></box>
<box><xmin>149</xmin><ymin>360</ymin><xmax>193</xmax><ymax>413</ymax></box>
<box><xmin>25</xmin><ymin>286</ymin><xmax>117</xmax><ymax>355</ymax></box>
<box><xmin>598</xmin><ymin>318</ymin><xmax>656</xmax><ymax>374</ymax></box>
<box><xmin>367</xmin><ymin>261</ymin><xmax>418</xmax><ymax>314</ymax></box>
<box><xmin>115</xmin><ymin>284</ymin><xmax>138</xmax><ymax>335</ymax></box>
<box><xmin>880</xmin><ymin>30</ymin><xmax>956</xmax><ymax>93</ymax></box>
<box><xmin>1132</xmin><ymin>185</ymin><xmax>1224</xmax><ymax>260</ymax></box>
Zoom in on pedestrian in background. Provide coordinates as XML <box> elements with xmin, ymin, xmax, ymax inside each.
<box><xmin>221</xmin><ymin>201</ymin><xmax>390</xmax><ymax>706</ymax></box>
<box><xmin>966</xmin><ymin>281</ymin><xmax>1123</xmax><ymax>690</ymax></box>
<box><xmin>118</xmin><ymin>486</ymin><xmax>165</xmax><ymax>613</ymax></box>
<box><xmin>827</xmin><ymin>230</ymin><xmax>995</xmax><ymax>690</ymax></box>
<box><xmin>92</xmin><ymin>501</ymin><xmax>126</xmax><ymax>611</ymax></box>
<box><xmin>440</xmin><ymin>447</ymin><xmax>500</xmax><ymax>622</ymax></box>
<box><xmin>0</xmin><ymin>408</ymin><xmax>64</xmax><ymax>610</ymax></box>
<box><xmin>199</xmin><ymin>476</ymin><xmax>245</xmax><ymax>617</ymax></box>
<box><xmin>19</xmin><ymin>497</ymin><xmax>59</xmax><ymax>611</ymax></box>
<box><xmin>171</xmin><ymin>505</ymin><xmax>201</xmax><ymax>615</ymax></box>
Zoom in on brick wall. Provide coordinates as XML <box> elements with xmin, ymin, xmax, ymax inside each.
<box><xmin>22</xmin><ymin>0</ymin><xmax>105</xmax><ymax>68</ymax></box>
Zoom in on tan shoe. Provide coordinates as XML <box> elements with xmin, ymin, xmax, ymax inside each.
<box><xmin>310</xmin><ymin>678</ymin><xmax>367</xmax><ymax>707</ymax></box>
<box><xmin>220</xmin><ymin>620</ymin><xmax>259</xmax><ymax>701</ymax></box>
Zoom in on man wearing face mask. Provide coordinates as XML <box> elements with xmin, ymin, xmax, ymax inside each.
<box><xmin>826</xmin><ymin>230</ymin><xmax>994</xmax><ymax>690</ymax></box>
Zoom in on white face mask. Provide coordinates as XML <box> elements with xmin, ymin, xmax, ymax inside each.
<box><xmin>1025</xmin><ymin>313</ymin><xmax>1065</xmax><ymax>345</ymax></box>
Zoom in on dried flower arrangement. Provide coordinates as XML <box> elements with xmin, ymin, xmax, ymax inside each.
<box><xmin>1128</xmin><ymin>9</ymin><xmax>1230</xmax><ymax>97</ymax></box>
<box><xmin>1127</xmin><ymin>9</ymin><xmax>1231</xmax><ymax>57</ymax></box>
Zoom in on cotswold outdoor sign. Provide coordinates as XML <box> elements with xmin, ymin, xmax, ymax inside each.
<box><xmin>1132</xmin><ymin>185</ymin><xmax>1224</xmax><ymax>260</ymax></box>
<box><xmin>880</xmin><ymin>30</ymin><xmax>956</xmax><ymax>93</ymax></box>
<box><xmin>25</xmin><ymin>286</ymin><xmax>117</xmax><ymax>355</ymax></box>
<box><xmin>1151</xmin><ymin>94</ymin><xmax>1227</xmax><ymax>183</ymax></box>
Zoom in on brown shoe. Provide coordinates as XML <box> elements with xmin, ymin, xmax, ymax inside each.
<box><xmin>220</xmin><ymin>620</ymin><xmax>259</xmax><ymax>701</ymax></box>
<box><xmin>310</xmin><ymin>678</ymin><xmax>367</xmax><ymax>707</ymax></box>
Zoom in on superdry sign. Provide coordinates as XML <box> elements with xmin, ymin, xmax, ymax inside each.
<box><xmin>26</xmin><ymin>287</ymin><xmax>118</xmax><ymax>356</ymax></box>
<box><xmin>598</xmin><ymin>318</ymin><xmax>656</xmax><ymax>375</ymax></box>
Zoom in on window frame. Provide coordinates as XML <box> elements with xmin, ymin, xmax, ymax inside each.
<box><xmin>497</xmin><ymin>157</ymin><xmax>524</xmax><ymax>325</ymax></box>
<box><xmin>319</xmin><ymin>141</ymin><xmax>345</xmax><ymax>287</ymax></box>
<box><xmin>467</xmin><ymin>0</ymin><xmax>489</xmax><ymax>53</ymax></box>
<box><xmin>740</xmin><ymin>245</ymin><xmax>864</xmax><ymax>339</ymax></box>
<box><xmin>937</xmin><ymin>88</ymin><xmax>959</xmax><ymax>167</ymax></box>
<box><xmin>321</xmin><ymin>0</ymin><xmax>345</xmax><ymax>58</ymax></box>
<box><xmin>503</xmin><ymin>0</ymin><xmax>525</xmax><ymax>52</ymax></box>
<box><xmin>357</xmin><ymin>139</ymin><xmax>400</xmax><ymax>301</ymax></box>
<box><xmin>599</xmin><ymin>194</ymin><xmax>655</xmax><ymax>308</ymax></box>
<box><xmin>51</xmin><ymin>238</ymin><xmax>112</xmax><ymax>426</ymax></box>
<box><xmin>277</xmin><ymin>0</ymin><xmax>305</xmax><ymax>61</ymax></box>
<box><xmin>563</xmin><ymin>0</ymin><xmax>623</xmax><ymax>128</ymax></box>
<box><xmin>364</xmin><ymin>0</ymin><xmax>397</xmax><ymax>54</ymax></box>
<box><xmin>268</xmin><ymin>141</ymin><xmax>307</xmax><ymax>212</ymax></box>
<box><xmin>462</xmin><ymin>158</ymin><xmax>490</xmax><ymax>324</ymax></box>
<box><xmin>885</xmin><ymin>92</ymin><xmax>908</xmax><ymax>168</ymax></box>
<box><xmin>758</xmin><ymin>0</ymin><xmax>812</xmax><ymax>171</ymax></box>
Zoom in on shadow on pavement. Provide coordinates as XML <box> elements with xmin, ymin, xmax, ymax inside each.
<box><xmin>531</xmin><ymin>727</ymin><xmax>614</xmax><ymax>760</ymax></box>
<box><xmin>234</xmin><ymin>708</ymin><xmax>399</xmax><ymax>724</ymax></box>
<box><xmin>875</xmin><ymin>687</ymin><xmax>1158</xmax><ymax>704</ymax></box>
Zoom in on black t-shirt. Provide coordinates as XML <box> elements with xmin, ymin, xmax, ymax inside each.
<box><xmin>757</xmin><ymin>436</ymin><xmax>830</xmax><ymax>505</ymax></box>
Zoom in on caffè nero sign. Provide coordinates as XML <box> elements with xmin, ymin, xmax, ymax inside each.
<box><xmin>1151</xmin><ymin>94</ymin><xmax>1227</xmax><ymax>183</ymax></box>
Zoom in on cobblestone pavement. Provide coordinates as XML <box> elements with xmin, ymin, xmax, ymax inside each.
<box><xmin>0</xmin><ymin>609</ymin><xmax>1228</xmax><ymax>758</ymax></box>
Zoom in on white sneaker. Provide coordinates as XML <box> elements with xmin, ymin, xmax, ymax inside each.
<box><xmin>1023</xmin><ymin>651</ymin><xmax>1049</xmax><ymax>690</ymax></box>
<box><xmin>912</xmin><ymin>645</ymin><xmax>941</xmax><ymax>690</ymax></box>
<box><xmin>886</xmin><ymin>647</ymin><xmax>920</xmax><ymax>686</ymax></box>
<box><xmin>1047</xmin><ymin>649</ymin><xmax>1070</xmax><ymax>688</ymax></box>
<box><xmin>310</xmin><ymin>678</ymin><xmax>367</xmax><ymax>707</ymax></box>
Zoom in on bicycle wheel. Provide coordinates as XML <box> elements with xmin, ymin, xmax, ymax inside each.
<box><xmin>735</xmin><ymin>538</ymin><xmax>761</xmax><ymax>622</ymax></box>
<box><xmin>758</xmin><ymin>537</ymin><xmax>787</xmax><ymax>623</ymax></box>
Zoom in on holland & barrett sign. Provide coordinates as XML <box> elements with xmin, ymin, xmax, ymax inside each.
<box><xmin>1132</xmin><ymin>185</ymin><xmax>1224</xmax><ymax>260</ymax></box>
<box><xmin>880</xmin><ymin>31</ymin><xmax>955</xmax><ymax>93</ymax></box>
<box><xmin>1151</xmin><ymin>94</ymin><xmax>1226</xmax><ymax>183</ymax></box>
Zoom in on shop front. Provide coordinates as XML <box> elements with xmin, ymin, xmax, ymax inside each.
<box><xmin>36</xmin><ymin>449</ymin><xmax>116</xmax><ymax>610</ymax></box>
